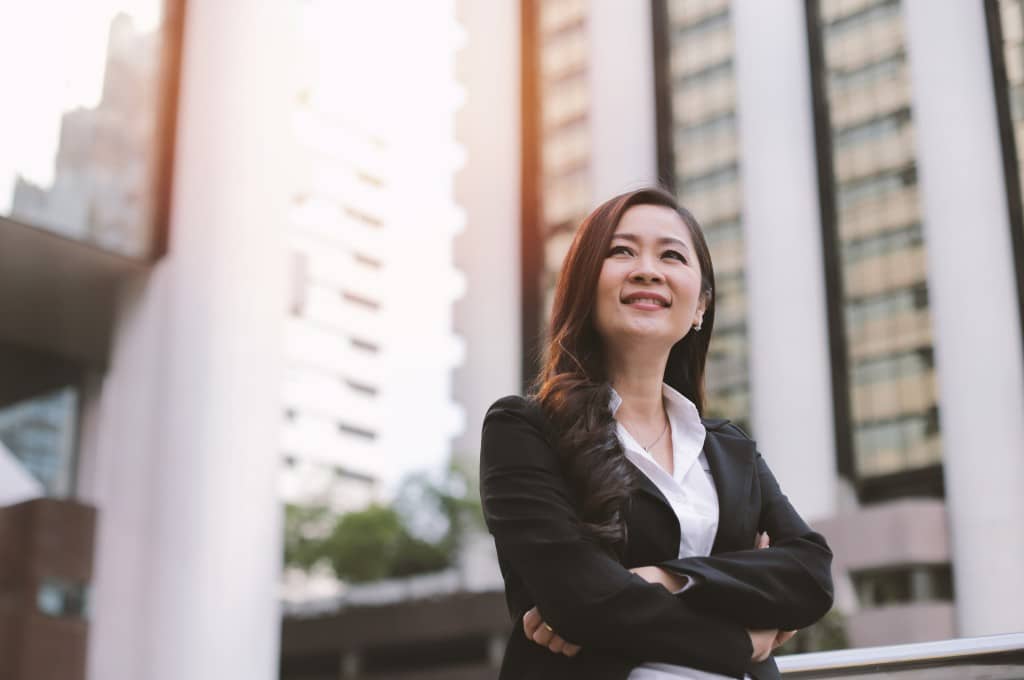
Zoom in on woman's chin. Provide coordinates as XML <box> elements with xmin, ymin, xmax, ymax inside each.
<box><xmin>613</xmin><ymin>325</ymin><xmax>678</xmax><ymax>347</ymax></box>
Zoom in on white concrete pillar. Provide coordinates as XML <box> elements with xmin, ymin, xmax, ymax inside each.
<box><xmin>452</xmin><ymin>0</ymin><xmax>521</xmax><ymax>462</ymax></box>
<box><xmin>587</xmin><ymin>0</ymin><xmax>659</xmax><ymax>198</ymax></box>
<box><xmin>903</xmin><ymin>0</ymin><xmax>1024</xmax><ymax>636</ymax></box>
<box><xmin>731</xmin><ymin>0</ymin><xmax>838</xmax><ymax>521</ymax></box>
<box><xmin>82</xmin><ymin>1</ymin><xmax>295</xmax><ymax>678</ymax></box>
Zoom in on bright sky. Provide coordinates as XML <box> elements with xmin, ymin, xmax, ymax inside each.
<box><xmin>0</xmin><ymin>0</ymin><xmax>161</xmax><ymax>211</ymax></box>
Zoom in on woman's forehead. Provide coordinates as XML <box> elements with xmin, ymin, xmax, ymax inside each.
<box><xmin>614</xmin><ymin>204</ymin><xmax>691</xmax><ymax>240</ymax></box>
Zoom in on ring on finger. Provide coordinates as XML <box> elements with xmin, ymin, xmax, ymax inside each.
<box><xmin>543</xmin><ymin>623</ymin><xmax>553</xmax><ymax>632</ymax></box>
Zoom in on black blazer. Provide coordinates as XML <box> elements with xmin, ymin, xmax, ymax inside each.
<box><xmin>479</xmin><ymin>395</ymin><xmax>834</xmax><ymax>680</ymax></box>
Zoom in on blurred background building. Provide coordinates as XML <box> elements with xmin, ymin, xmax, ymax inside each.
<box><xmin>2</xmin><ymin>1</ymin><xmax>1024</xmax><ymax>680</ymax></box>
<box><xmin>278</xmin><ymin>0</ymin><xmax>465</xmax><ymax>603</ymax></box>
<box><xmin>1</xmin><ymin>2</ymin><xmax>294</xmax><ymax>679</ymax></box>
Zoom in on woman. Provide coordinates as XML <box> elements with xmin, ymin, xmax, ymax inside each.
<box><xmin>479</xmin><ymin>188</ymin><xmax>834</xmax><ymax>680</ymax></box>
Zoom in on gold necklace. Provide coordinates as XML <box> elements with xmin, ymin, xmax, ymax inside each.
<box><xmin>638</xmin><ymin>417</ymin><xmax>671</xmax><ymax>454</ymax></box>
<box><xmin>629</xmin><ymin>417</ymin><xmax>669</xmax><ymax>453</ymax></box>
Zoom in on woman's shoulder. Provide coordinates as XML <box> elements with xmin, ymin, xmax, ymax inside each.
<box><xmin>716</xmin><ymin>420</ymin><xmax>753</xmax><ymax>440</ymax></box>
<box><xmin>484</xmin><ymin>393</ymin><xmax>548</xmax><ymax>431</ymax></box>
<box><xmin>481</xmin><ymin>394</ymin><xmax>557</xmax><ymax>464</ymax></box>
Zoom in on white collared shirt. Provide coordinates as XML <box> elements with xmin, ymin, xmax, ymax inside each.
<box><xmin>612</xmin><ymin>383</ymin><xmax>750</xmax><ymax>680</ymax></box>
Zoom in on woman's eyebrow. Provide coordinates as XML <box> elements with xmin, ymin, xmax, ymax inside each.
<box><xmin>612</xmin><ymin>232</ymin><xmax>690</xmax><ymax>251</ymax></box>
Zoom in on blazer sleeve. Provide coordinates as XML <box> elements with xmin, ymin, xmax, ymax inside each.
<box><xmin>655</xmin><ymin>424</ymin><xmax>835</xmax><ymax>631</ymax></box>
<box><xmin>480</xmin><ymin>396</ymin><xmax>753</xmax><ymax>678</ymax></box>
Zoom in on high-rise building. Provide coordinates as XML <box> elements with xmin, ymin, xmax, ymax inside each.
<box><xmin>280</xmin><ymin>0</ymin><xmax>466</xmax><ymax>601</ymax></box>
<box><xmin>660</xmin><ymin>0</ymin><xmax>752</xmax><ymax>431</ymax></box>
<box><xmin>498</xmin><ymin>0</ymin><xmax>1024</xmax><ymax>649</ymax></box>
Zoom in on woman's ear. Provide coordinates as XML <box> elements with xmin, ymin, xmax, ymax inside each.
<box><xmin>695</xmin><ymin>290</ymin><xmax>711</xmax><ymax>325</ymax></box>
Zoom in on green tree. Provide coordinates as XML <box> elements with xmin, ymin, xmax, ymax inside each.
<box><xmin>283</xmin><ymin>502</ymin><xmax>332</xmax><ymax>570</ymax></box>
<box><xmin>773</xmin><ymin>608</ymin><xmax>849</xmax><ymax>655</ymax></box>
<box><xmin>321</xmin><ymin>504</ymin><xmax>406</xmax><ymax>582</ymax></box>
<box><xmin>281</xmin><ymin>456</ymin><xmax>485</xmax><ymax>583</ymax></box>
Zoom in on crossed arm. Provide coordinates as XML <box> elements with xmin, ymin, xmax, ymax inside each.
<box><xmin>479</xmin><ymin>396</ymin><xmax>833</xmax><ymax>675</ymax></box>
<box><xmin>524</xmin><ymin>533</ymin><xmax>795</xmax><ymax>660</ymax></box>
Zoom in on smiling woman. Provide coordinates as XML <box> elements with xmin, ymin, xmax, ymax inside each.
<box><xmin>479</xmin><ymin>187</ymin><xmax>834</xmax><ymax>680</ymax></box>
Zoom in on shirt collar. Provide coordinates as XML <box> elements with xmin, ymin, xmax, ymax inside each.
<box><xmin>608</xmin><ymin>382</ymin><xmax>708</xmax><ymax>486</ymax></box>
<box><xmin>608</xmin><ymin>382</ymin><xmax>704</xmax><ymax>432</ymax></box>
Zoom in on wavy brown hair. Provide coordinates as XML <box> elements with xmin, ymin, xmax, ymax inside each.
<box><xmin>531</xmin><ymin>187</ymin><xmax>717</xmax><ymax>555</ymax></box>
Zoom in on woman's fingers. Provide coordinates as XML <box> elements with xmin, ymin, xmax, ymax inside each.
<box><xmin>748</xmin><ymin>629</ymin><xmax>778</xmax><ymax>662</ymax></box>
<box><xmin>530</xmin><ymin>623</ymin><xmax>554</xmax><ymax>646</ymax></box>
<box><xmin>522</xmin><ymin>606</ymin><xmax>542</xmax><ymax>640</ymax></box>
<box><xmin>773</xmin><ymin>629</ymin><xmax>797</xmax><ymax>649</ymax></box>
<box><xmin>523</xmin><ymin>607</ymin><xmax>582</xmax><ymax>656</ymax></box>
<box><xmin>546</xmin><ymin>634</ymin><xmax>566</xmax><ymax>654</ymax></box>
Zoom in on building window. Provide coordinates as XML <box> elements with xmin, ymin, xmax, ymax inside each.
<box><xmin>344</xmin><ymin>378</ymin><xmax>378</xmax><ymax>397</ymax></box>
<box><xmin>338</xmin><ymin>422</ymin><xmax>376</xmax><ymax>440</ymax></box>
<box><xmin>37</xmin><ymin>577</ymin><xmax>90</xmax><ymax>619</ymax></box>
<box><xmin>851</xmin><ymin>564</ymin><xmax>954</xmax><ymax>607</ymax></box>
<box><xmin>342</xmin><ymin>290</ymin><xmax>381</xmax><ymax>311</ymax></box>
<box><xmin>343</xmin><ymin>205</ymin><xmax>383</xmax><ymax>228</ymax></box>
<box><xmin>353</xmin><ymin>251</ymin><xmax>382</xmax><ymax>269</ymax></box>
<box><xmin>0</xmin><ymin>3</ymin><xmax>185</xmax><ymax>260</ymax></box>
<box><xmin>350</xmin><ymin>337</ymin><xmax>379</xmax><ymax>353</ymax></box>
<box><xmin>355</xmin><ymin>170</ymin><xmax>384</xmax><ymax>187</ymax></box>
<box><xmin>0</xmin><ymin>387</ymin><xmax>80</xmax><ymax>497</ymax></box>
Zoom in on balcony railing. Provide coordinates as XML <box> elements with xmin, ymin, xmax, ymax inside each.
<box><xmin>778</xmin><ymin>632</ymin><xmax>1024</xmax><ymax>678</ymax></box>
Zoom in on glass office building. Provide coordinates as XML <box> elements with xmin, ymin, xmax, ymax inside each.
<box><xmin>811</xmin><ymin>0</ymin><xmax>943</xmax><ymax>488</ymax></box>
<box><xmin>660</xmin><ymin>0</ymin><xmax>752</xmax><ymax>432</ymax></box>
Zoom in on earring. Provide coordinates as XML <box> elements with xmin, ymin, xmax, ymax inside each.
<box><xmin>693</xmin><ymin>321</ymin><xmax>702</xmax><ymax>332</ymax></box>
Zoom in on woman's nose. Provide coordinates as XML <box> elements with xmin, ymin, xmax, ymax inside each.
<box><xmin>629</xmin><ymin>257</ymin><xmax>663</xmax><ymax>283</ymax></box>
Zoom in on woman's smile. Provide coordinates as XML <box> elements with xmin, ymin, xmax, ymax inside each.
<box><xmin>621</xmin><ymin>291</ymin><xmax>671</xmax><ymax>311</ymax></box>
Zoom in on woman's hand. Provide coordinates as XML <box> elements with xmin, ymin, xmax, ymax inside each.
<box><xmin>752</xmin><ymin>532</ymin><xmax>798</xmax><ymax>654</ymax></box>
<box><xmin>748</xmin><ymin>628</ymin><xmax>778</xmax><ymax>661</ymax></box>
<box><xmin>523</xmin><ymin>606</ymin><xmax>582</xmax><ymax>657</ymax></box>
<box><xmin>629</xmin><ymin>565</ymin><xmax>689</xmax><ymax>591</ymax></box>
<box><xmin>773</xmin><ymin>630</ymin><xmax>797</xmax><ymax>649</ymax></box>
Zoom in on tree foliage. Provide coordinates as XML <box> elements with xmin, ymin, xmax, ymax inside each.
<box><xmin>773</xmin><ymin>608</ymin><xmax>849</xmax><ymax>655</ymax></box>
<box><xmin>283</xmin><ymin>457</ymin><xmax>484</xmax><ymax>583</ymax></box>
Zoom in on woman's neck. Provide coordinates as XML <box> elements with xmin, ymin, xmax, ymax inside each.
<box><xmin>606</xmin><ymin>345</ymin><xmax>670</xmax><ymax>426</ymax></box>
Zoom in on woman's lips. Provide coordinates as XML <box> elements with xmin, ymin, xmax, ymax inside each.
<box><xmin>621</xmin><ymin>292</ymin><xmax>670</xmax><ymax>310</ymax></box>
<box><xmin>623</xmin><ymin>299</ymin><xmax>667</xmax><ymax>311</ymax></box>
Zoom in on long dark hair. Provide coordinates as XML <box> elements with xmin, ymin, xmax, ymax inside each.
<box><xmin>532</xmin><ymin>187</ymin><xmax>717</xmax><ymax>554</ymax></box>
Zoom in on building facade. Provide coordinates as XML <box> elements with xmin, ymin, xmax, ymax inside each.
<box><xmin>279</xmin><ymin>0</ymin><xmax>466</xmax><ymax>603</ymax></box>
<box><xmin>0</xmin><ymin>2</ymin><xmax>294</xmax><ymax>679</ymax></box>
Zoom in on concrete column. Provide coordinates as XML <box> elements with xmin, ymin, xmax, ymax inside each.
<box><xmin>587</xmin><ymin>0</ymin><xmax>659</xmax><ymax>198</ymax></box>
<box><xmin>903</xmin><ymin>0</ymin><xmax>1024</xmax><ymax>636</ymax></box>
<box><xmin>452</xmin><ymin>0</ymin><xmax>521</xmax><ymax>465</ymax></box>
<box><xmin>731</xmin><ymin>0</ymin><xmax>837</xmax><ymax>521</ymax></box>
<box><xmin>82</xmin><ymin>1</ymin><xmax>295</xmax><ymax>678</ymax></box>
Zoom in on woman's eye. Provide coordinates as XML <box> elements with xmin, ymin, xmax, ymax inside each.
<box><xmin>663</xmin><ymin>250</ymin><xmax>687</xmax><ymax>263</ymax></box>
<box><xmin>608</xmin><ymin>245</ymin><xmax>633</xmax><ymax>257</ymax></box>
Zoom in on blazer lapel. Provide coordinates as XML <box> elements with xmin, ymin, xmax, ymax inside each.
<box><xmin>702</xmin><ymin>423</ymin><xmax>756</xmax><ymax>554</ymax></box>
<box><xmin>632</xmin><ymin>464</ymin><xmax>669</xmax><ymax>504</ymax></box>
<box><xmin>625</xmin><ymin>420</ymin><xmax>757</xmax><ymax>555</ymax></box>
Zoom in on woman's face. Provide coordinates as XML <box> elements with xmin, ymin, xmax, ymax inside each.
<box><xmin>593</xmin><ymin>204</ymin><xmax>707</xmax><ymax>351</ymax></box>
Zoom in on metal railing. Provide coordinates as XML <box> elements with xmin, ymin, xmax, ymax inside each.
<box><xmin>777</xmin><ymin>632</ymin><xmax>1024</xmax><ymax>678</ymax></box>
